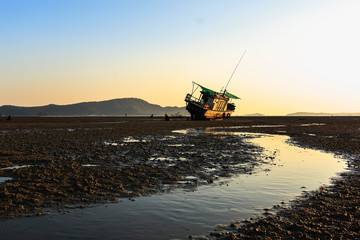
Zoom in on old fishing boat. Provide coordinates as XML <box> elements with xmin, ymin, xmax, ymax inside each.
<box><xmin>185</xmin><ymin>51</ymin><xmax>245</xmax><ymax>120</ymax></box>
<box><xmin>185</xmin><ymin>82</ymin><xmax>240</xmax><ymax>120</ymax></box>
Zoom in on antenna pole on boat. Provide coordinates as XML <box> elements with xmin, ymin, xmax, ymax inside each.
<box><xmin>224</xmin><ymin>50</ymin><xmax>246</xmax><ymax>92</ymax></box>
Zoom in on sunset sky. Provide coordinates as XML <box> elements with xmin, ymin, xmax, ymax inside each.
<box><xmin>1</xmin><ymin>0</ymin><xmax>359</xmax><ymax>115</ymax></box>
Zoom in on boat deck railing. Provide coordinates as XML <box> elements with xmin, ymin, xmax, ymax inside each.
<box><xmin>185</xmin><ymin>94</ymin><xmax>202</xmax><ymax>104</ymax></box>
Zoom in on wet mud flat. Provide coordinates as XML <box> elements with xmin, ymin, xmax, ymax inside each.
<box><xmin>205</xmin><ymin>116</ymin><xmax>360</xmax><ymax>239</ymax></box>
<box><xmin>0</xmin><ymin>117</ymin><xmax>272</xmax><ymax>219</ymax></box>
<box><xmin>1</xmin><ymin>116</ymin><xmax>360</xmax><ymax>239</ymax></box>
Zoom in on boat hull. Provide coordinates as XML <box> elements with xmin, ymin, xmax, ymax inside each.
<box><xmin>186</xmin><ymin>101</ymin><xmax>233</xmax><ymax>120</ymax></box>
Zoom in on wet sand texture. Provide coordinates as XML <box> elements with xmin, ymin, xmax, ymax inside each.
<box><xmin>1</xmin><ymin>116</ymin><xmax>360</xmax><ymax>239</ymax></box>
<box><xmin>207</xmin><ymin>117</ymin><xmax>360</xmax><ymax>239</ymax></box>
<box><xmin>0</xmin><ymin>117</ymin><xmax>264</xmax><ymax>218</ymax></box>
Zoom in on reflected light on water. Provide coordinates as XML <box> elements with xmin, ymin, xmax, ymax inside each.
<box><xmin>0</xmin><ymin>177</ymin><xmax>13</xmax><ymax>183</ymax></box>
<box><xmin>0</xmin><ymin>131</ymin><xmax>348</xmax><ymax>240</ymax></box>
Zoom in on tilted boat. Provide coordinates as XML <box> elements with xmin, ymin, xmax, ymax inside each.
<box><xmin>185</xmin><ymin>82</ymin><xmax>240</xmax><ymax>120</ymax></box>
<box><xmin>185</xmin><ymin>51</ymin><xmax>245</xmax><ymax>120</ymax></box>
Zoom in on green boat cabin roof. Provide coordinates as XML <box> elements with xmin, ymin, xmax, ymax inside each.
<box><xmin>195</xmin><ymin>82</ymin><xmax>240</xmax><ymax>99</ymax></box>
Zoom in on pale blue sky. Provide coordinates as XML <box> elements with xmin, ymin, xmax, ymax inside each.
<box><xmin>1</xmin><ymin>0</ymin><xmax>359</xmax><ymax>115</ymax></box>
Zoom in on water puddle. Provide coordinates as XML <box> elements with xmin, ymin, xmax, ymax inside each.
<box><xmin>304</xmin><ymin>133</ymin><xmax>317</xmax><ymax>136</ymax></box>
<box><xmin>122</xmin><ymin>136</ymin><xmax>148</xmax><ymax>143</ymax></box>
<box><xmin>0</xmin><ymin>177</ymin><xmax>12</xmax><ymax>183</ymax></box>
<box><xmin>1</xmin><ymin>165</ymin><xmax>32</xmax><ymax>170</ymax></box>
<box><xmin>224</xmin><ymin>125</ymin><xmax>286</xmax><ymax>129</ymax></box>
<box><xmin>82</xmin><ymin>164</ymin><xmax>99</xmax><ymax>167</ymax></box>
<box><xmin>251</xmin><ymin>125</ymin><xmax>286</xmax><ymax>128</ymax></box>
<box><xmin>299</xmin><ymin>123</ymin><xmax>326</xmax><ymax>127</ymax></box>
<box><xmin>0</xmin><ymin>130</ymin><xmax>348</xmax><ymax>240</ymax></box>
<box><xmin>104</xmin><ymin>141</ymin><xmax>120</xmax><ymax>146</ymax></box>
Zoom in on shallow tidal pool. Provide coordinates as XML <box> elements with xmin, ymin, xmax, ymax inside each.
<box><xmin>0</xmin><ymin>130</ymin><xmax>348</xmax><ymax>240</ymax></box>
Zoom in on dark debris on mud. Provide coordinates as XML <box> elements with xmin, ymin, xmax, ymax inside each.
<box><xmin>200</xmin><ymin>116</ymin><xmax>360</xmax><ymax>240</ymax></box>
<box><xmin>0</xmin><ymin>117</ymin><xmax>274</xmax><ymax>219</ymax></box>
<box><xmin>1</xmin><ymin>116</ymin><xmax>360</xmax><ymax>240</ymax></box>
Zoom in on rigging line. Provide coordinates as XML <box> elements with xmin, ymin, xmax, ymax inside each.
<box><xmin>191</xmin><ymin>81</ymin><xmax>200</xmax><ymax>95</ymax></box>
<box><xmin>224</xmin><ymin>50</ymin><xmax>246</xmax><ymax>92</ymax></box>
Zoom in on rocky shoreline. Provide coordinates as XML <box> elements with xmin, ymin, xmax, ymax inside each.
<box><xmin>1</xmin><ymin>116</ymin><xmax>359</xmax><ymax>239</ymax></box>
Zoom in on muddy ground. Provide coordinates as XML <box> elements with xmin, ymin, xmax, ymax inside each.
<box><xmin>206</xmin><ymin>116</ymin><xmax>360</xmax><ymax>239</ymax></box>
<box><xmin>0</xmin><ymin>116</ymin><xmax>269</xmax><ymax>219</ymax></box>
<box><xmin>1</xmin><ymin>116</ymin><xmax>360</xmax><ymax>239</ymax></box>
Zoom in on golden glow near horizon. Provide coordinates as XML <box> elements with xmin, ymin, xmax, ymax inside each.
<box><xmin>1</xmin><ymin>0</ymin><xmax>359</xmax><ymax>115</ymax></box>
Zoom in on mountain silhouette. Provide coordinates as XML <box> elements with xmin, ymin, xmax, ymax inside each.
<box><xmin>287</xmin><ymin>112</ymin><xmax>360</xmax><ymax>116</ymax></box>
<box><xmin>0</xmin><ymin>98</ymin><xmax>186</xmax><ymax>116</ymax></box>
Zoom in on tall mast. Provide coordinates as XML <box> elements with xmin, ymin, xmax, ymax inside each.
<box><xmin>224</xmin><ymin>50</ymin><xmax>246</xmax><ymax>92</ymax></box>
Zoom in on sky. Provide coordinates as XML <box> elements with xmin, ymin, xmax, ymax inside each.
<box><xmin>1</xmin><ymin>0</ymin><xmax>359</xmax><ymax>115</ymax></box>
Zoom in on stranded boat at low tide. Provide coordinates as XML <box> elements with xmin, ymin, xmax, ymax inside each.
<box><xmin>185</xmin><ymin>51</ymin><xmax>245</xmax><ymax>120</ymax></box>
<box><xmin>185</xmin><ymin>82</ymin><xmax>240</xmax><ymax>120</ymax></box>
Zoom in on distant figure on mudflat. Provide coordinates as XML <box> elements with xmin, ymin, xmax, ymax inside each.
<box><xmin>6</xmin><ymin>115</ymin><xmax>11</xmax><ymax>121</ymax></box>
<box><xmin>164</xmin><ymin>114</ymin><xmax>170</xmax><ymax>121</ymax></box>
<box><xmin>150</xmin><ymin>114</ymin><xmax>153</xmax><ymax>118</ymax></box>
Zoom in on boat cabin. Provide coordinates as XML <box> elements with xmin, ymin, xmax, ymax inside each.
<box><xmin>185</xmin><ymin>82</ymin><xmax>239</xmax><ymax>120</ymax></box>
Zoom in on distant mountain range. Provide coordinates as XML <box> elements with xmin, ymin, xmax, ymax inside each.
<box><xmin>0</xmin><ymin>98</ymin><xmax>186</xmax><ymax>116</ymax></box>
<box><xmin>244</xmin><ymin>113</ymin><xmax>265</xmax><ymax>116</ymax></box>
<box><xmin>286</xmin><ymin>112</ymin><xmax>360</xmax><ymax>116</ymax></box>
<box><xmin>1</xmin><ymin>99</ymin><xmax>359</xmax><ymax>117</ymax></box>
<box><xmin>243</xmin><ymin>112</ymin><xmax>360</xmax><ymax>117</ymax></box>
